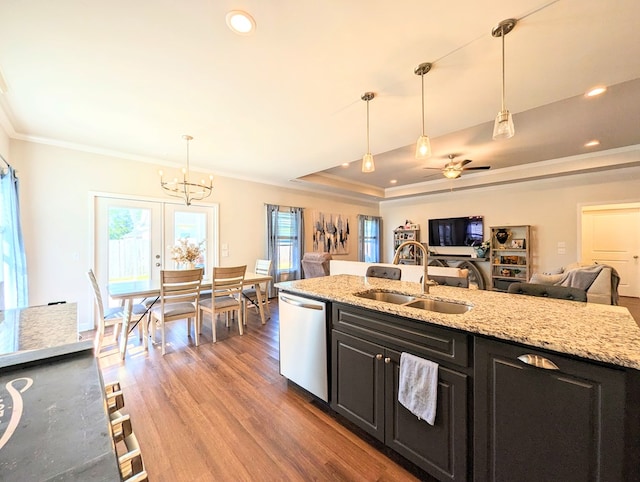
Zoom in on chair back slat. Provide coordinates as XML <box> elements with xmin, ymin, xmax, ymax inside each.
<box><xmin>160</xmin><ymin>268</ymin><xmax>203</xmax><ymax>305</ymax></box>
<box><xmin>254</xmin><ymin>259</ymin><xmax>272</xmax><ymax>276</ymax></box>
<box><xmin>213</xmin><ymin>266</ymin><xmax>247</xmax><ymax>296</ymax></box>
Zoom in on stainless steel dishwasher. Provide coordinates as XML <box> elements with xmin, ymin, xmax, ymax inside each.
<box><xmin>278</xmin><ymin>292</ymin><xmax>328</xmax><ymax>402</ymax></box>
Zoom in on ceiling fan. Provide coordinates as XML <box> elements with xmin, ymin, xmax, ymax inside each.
<box><xmin>424</xmin><ymin>154</ymin><xmax>491</xmax><ymax>179</ymax></box>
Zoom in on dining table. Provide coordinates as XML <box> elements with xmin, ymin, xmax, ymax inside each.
<box><xmin>108</xmin><ymin>271</ymin><xmax>272</xmax><ymax>359</ymax></box>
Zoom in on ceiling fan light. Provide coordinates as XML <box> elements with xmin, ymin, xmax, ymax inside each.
<box><xmin>362</xmin><ymin>153</ymin><xmax>375</xmax><ymax>173</ymax></box>
<box><xmin>415</xmin><ymin>135</ymin><xmax>432</xmax><ymax>159</ymax></box>
<box><xmin>443</xmin><ymin>168</ymin><xmax>461</xmax><ymax>179</ymax></box>
<box><xmin>493</xmin><ymin>109</ymin><xmax>515</xmax><ymax>140</ymax></box>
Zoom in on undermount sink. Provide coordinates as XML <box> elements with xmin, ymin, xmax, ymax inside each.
<box><xmin>356</xmin><ymin>290</ymin><xmax>416</xmax><ymax>304</ymax></box>
<box><xmin>404</xmin><ymin>298</ymin><xmax>472</xmax><ymax>314</ymax></box>
<box><xmin>354</xmin><ymin>290</ymin><xmax>472</xmax><ymax>314</ymax></box>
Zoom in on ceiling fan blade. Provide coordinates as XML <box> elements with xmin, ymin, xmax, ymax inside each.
<box><xmin>462</xmin><ymin>166</ymin><xmax>491</xmax><ymax>171</ymax></box>
<box><xmin>459</xmin><ymin>159</ymin><xmax>473</xmax><ymax>167</ymax></box>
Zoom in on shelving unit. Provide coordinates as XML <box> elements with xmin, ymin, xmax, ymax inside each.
<box><xmin>393</xmin><ymin>227</ymin><xmax>422</xmax><ymax>265</ymax></box>
<box><xmin>490</xmin><ymin>225</ymin><xmax>531</xmax><ymax>291</ymax></box>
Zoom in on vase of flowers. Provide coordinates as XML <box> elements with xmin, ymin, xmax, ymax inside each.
<box><xmin>170</xmin><ymin>238</ymin><xmax>205</xmax><ymax>269</ymax></box>
<box><xmin>474</xmin><ymin>240</ymin><xmax>491</xmax><ymax>258</ymax></box>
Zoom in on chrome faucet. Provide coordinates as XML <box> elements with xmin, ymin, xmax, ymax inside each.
<box><xmin>393</xmin><ymin>240</ymin><xmax>432</xmax><ymax>293</ymax></box>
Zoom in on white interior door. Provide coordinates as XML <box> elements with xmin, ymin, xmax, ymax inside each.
<box><xmin>95</xmin><ymin>197</ymin><xmax>163</xmax><ymax>308</ymax></box>
<box><xmin>581</xmin><ymin>204</ymin><xmax>640</xmax><ymax>298</ymax></box>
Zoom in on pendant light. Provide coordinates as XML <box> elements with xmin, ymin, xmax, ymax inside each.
<box><xmin>159</xmin><ymin>135</ymin><xmax>214</xmax><ymax>206</ymax></box>
<box><xmin>414</xmin><ymin>62</ymin><xmax>433</xmax><ymax>159</ymax></box>
<box><xmin>361</xmin><ymin>92</ymin><xmax>375</xmax><ymax>173</ymax></box>
<box><xmin>492</xmin><ymin>18</ymin><xmax>517</xmax><ymax>140</ymax></box>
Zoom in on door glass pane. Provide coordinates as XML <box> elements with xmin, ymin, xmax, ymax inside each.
<box><xmin>108</xmin><ymin>206</ymin><xmax>152</xmax><ymax>285</ymax></box>
<box><xmin>172</xmin><ymin>210</ymin><xmax>208</xmax><ymax>274</ymax></box>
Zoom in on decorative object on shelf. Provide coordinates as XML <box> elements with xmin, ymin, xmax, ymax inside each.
<box><xmin>474</xmin><ymin>240</ymin><xmax>491</xmax><ymax>258</ymax></box>
<box><xmin>312</xmin><ymin>212</ymin><xmax>350</xmax><ymax>254</ymax></box>
<box><xmin>491</xmin><ymin>18</ymin><xmax>518</xmax><ymax>140</ymax></box>
<box><xmin>361</xmin><ymin>92</ymin><xmax>376</xmax><ymax>173</ymax></box>
<box><xmin>170</xmin><ymin>238</ymin><xmax>205</xmax><ymax>268</ymax></box>
<box><xmin>495</xmin><ymin>228</ymin><xmax>510</xmax><ymax>247</ymax></box>
<box><xmin>414</xmin><ymin>62</ymin><xmax>433</xmax><ymax>160</ymax></box>
<box><xmin>159</xmin><ymin>135</ymin><xmax>213</xmax><ymax>206</ymax></box>
<box><xmin>510</xmin><ymin>238</ymin><xmax>525</xmax><ymax>249</ymax></box>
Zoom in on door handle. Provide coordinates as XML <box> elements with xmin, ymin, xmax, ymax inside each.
<box><xmin>280</xmin><ymin>295</ymin><xmax>324</xmax><ymax>310</ymax></box>
<box><xmin>517</xmin><ymin>354</ymin><xmax>560</xmax><ymax>370</ymax></box>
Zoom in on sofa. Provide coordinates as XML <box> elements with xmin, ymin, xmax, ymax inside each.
<box><xmin>529</xmin><ymin>263</ymin><xmax>620</xmax><ymax>305</ymax></box>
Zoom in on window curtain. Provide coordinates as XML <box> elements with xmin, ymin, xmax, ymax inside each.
<box><xmin>266</xmin><ymin>204</ymin><xmax>304</xmax><ymax>298</ymax></box>
<box><xmin>0</xmin><ymin>156</ymin><xmax>28</xmax><ymax>309</ymax></box>
<box><xmin>357</xmin><ymin>215</ymin><xmax>382</xmax><ymax>263</ymax></box>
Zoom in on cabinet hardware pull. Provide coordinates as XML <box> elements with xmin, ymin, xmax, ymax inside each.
<box><xmin>517</xmin><ymin>354</ymin><xmax>560</xmax><ymax>370</ymax></box>
<box><xmin>384</xmin><ymin>357</ymin><xmax>391</xmax><ymax>364</ymax></box>
<box><xmin>280</xmin><ymin>295</ymin><xmax>324</xmax><ymax>310</ymax></box>
<box><xmin>376</xmin><ymin>354</ymin><xmax>383</xmax><ymax>360</ymax></box>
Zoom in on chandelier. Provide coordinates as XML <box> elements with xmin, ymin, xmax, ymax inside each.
<box><xmin>159</xmin><ymin>135</ymin><xmax>213</xmax><ymax>206</ymax></box>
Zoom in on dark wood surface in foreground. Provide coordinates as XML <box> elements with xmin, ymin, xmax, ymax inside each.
<box><xmin>99</xmin><ymin>303</ymin><xmax>425</xmax><ymax>481</ymax></box>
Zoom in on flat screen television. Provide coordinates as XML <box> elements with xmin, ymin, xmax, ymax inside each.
<box><xmin>428</xmin><ymin>216</ymin><xmax>483</xmax><ymax>247</ymax></box>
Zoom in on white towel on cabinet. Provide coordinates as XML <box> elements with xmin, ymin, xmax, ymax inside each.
<box><xmin>398</xmin><ymin>352</ymin><xmax>439</xmax><ymax>425</ymax></box>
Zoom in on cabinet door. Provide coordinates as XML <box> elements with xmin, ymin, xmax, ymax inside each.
<box><xmin>474</xmin><ymin>337</ymin><xmax>626</xmax><ymax>482</ymax></box>
<box><xmin>331</xmin><ymin>330</ymin><xmax>385</xmax><ymax>441</ymax></box>
<box><xmin>385</xmin><ymin>349</ymin><xmax>469</xmax><ymax>482</ymax></box>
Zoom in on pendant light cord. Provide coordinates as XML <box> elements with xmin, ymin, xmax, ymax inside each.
<box><xmin>421</xmin><ymin>72</ymin><xmax>425</xmax><ymax>135</ymax></box>
<box><xmin>366</xmin><ymin>98</ymin><xmax>371</xmax><ymax>153</ymax></box>
<box><xmin>501</xmin><ymin>24</ymin><xmax>506</xmax><ymax>112</ymax></box>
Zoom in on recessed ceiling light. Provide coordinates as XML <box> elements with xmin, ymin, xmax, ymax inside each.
<box><xmin>390</xmin><ymin>179</ymin><xmax>398</xmax><ymax>184</ymax></box>
<box><xmin>341</xmin><ymin>163</ymin><xmax>349</xmax><ymax>168</ymax></box>
<box><xmin>584</xmin><ymin>140</ymin><xmax>600</xmax><ymax>147</ymax></box>
<box><xmin>226</xmin><ymin>10</ymin><xmax>256</xmax><ymax>35</ymax></box>
<box><xmin>585</xmin><ymin>86</ymin><xmax>606</xmax><ymax>97</ymax></box>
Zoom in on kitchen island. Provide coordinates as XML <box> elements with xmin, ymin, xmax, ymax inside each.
<box><xmin>277</xmin><ymin>275</ymin><xmax>640</xmax><ymax>481</ymax></box>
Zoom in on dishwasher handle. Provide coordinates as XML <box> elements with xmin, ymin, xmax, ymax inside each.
<box><xmin>280</xmin><ymin>295</ymin><xmax>324</xmax><ymax>310</ymax></box>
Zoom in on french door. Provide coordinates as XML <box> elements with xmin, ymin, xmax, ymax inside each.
<box><xmin>94</xmin><ymin>195</ymin><xmax>217</xmax><ymax>314</ymax></box>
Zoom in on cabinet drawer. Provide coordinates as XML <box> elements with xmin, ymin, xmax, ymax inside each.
<box><xmin>333</xmin><ymin>303</ymin><xmax>469</xmax><ymax>368</ymax></box>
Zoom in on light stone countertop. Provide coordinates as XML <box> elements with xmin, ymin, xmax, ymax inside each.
<box><xmin>0</xmin><ymin>303</ymin><xmax>78</xmax><ymax>355</ymax></box>
<box><xmin>277</xmin><ymin>275</ymin><xmax>640</xmax><ymax>370</ymax></box>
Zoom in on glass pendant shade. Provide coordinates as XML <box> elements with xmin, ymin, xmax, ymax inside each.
<box><xmin>415</xmin><ymin>135</ymin><xmax>431</xmax><ymax>159</ymax></box>
<box><xmin>362</xmin><ymin>153</ymin><xmax>375</xmax><ymax>173</ymax></box>
<box><xmin>492</xmin><ymin>109</ymin><xmax>515</xmax><ymax>140</ymax></box>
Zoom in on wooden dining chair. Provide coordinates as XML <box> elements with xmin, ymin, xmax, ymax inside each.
<box><xmin>148</xmin><ymin>268</ymin><xmax>203</xmax><ymax>355</ymax></box>
<box><xmin>200</xmin><ymin>265</ymin><xmax>246</xmax><ymax>342</ymax></box>
<box><xmin>87</xmin><ymin>269</ymin><xmax>148</xmax><ymax>354</ymax></box>
<box><xmin>242</xmin><ymin>259</ymin><xmax>272</xmax><ymax>320</ymax></box>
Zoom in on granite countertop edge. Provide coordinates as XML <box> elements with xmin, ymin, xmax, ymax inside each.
<box><xmin>277</xmin><ymin>275</ymin><xmax>640</xmax><ymax>371</ymax></box>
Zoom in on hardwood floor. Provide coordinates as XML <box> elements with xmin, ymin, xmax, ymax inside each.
<box><xmin>99</xmin><ymin>305</ymin><xmax>427</xmax><ymax>482</ymax></box>
<box><xmin>619</xmin><ymin>296</ymin><xmax>640</xmax><ymax>326</ymax></box>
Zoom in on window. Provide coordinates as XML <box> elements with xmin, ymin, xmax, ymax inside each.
<box><xmin>358</xmin><ymin>215</ymin><xmax>382</xmax><ymax>262</ymax></box>
<box><xmin>266</xmin><ymin>205</ymin><xmax>303</xmax><ymax>296</ymax></box>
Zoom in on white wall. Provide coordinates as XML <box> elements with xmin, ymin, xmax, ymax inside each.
<box><xmin>0</xmin><ymin>124</ymin><xmax>8</xmax><ymax>160</ymax></box>
<box><xmin>10</xmin><ymin>139</ymin><xmax>378</xmax><ymax>329</ymax></box>
<box><xmin>380</xmin><ymin>164</ymin><xmax>640</xmax><ymax>283</ymax></box>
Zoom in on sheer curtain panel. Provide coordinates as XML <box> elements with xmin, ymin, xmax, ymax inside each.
<box><xmin>357</xmin><ymin>215</ymin><xmax>382</xmax><ymax>263</ymax></box>
<box><xmin>266</xmin><ymin>204</ymin><xmax>304</xmax><ymax>298</ymax></box>
<box><xmin>0</xmin><ymin>156</ymin><xmax>28</xmax><ymax>309</ymax></box>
